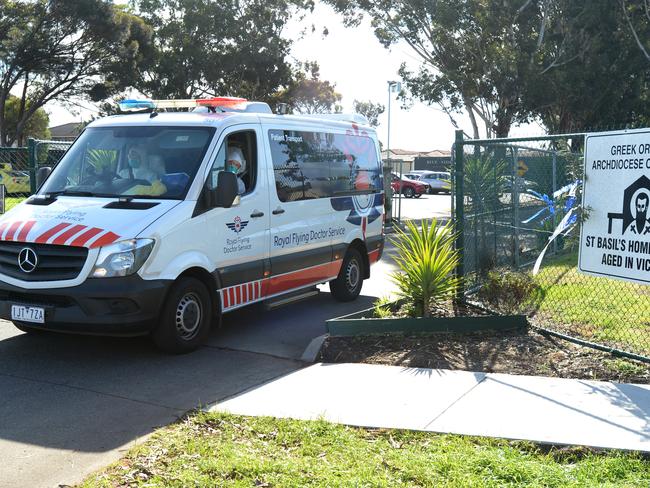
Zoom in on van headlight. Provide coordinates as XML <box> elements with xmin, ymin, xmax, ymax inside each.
<box><xmin>91</xmin><ymin>239</ymin><xmax>155</xmax><ymax>278</ymax></box>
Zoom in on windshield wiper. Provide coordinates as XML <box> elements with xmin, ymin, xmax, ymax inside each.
<box><xmin>43</xmin><ymin>190</ymin><xmax>97</xmax><ymax>198</ymax></box>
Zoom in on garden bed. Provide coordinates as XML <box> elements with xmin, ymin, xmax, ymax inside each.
<box><xmin>318</xmin><ymin>328</ymin><xmax>650</xmax><ymax>384</ymax></box>
<box><xmin>327</xmin><ymin>299</ymin><xmax>527</xmax><ymax>336</ymax></box>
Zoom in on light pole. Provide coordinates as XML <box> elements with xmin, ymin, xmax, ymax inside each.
<box><xmin>387</xmin><ymin>80</ymin><xmax>401</xmax><ymax>221</ymax></box>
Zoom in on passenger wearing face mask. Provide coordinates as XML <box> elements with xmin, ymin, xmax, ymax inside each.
<box><xmin>226</xmin><ymin>146</ymin><xmax>247</xmax><ymax>195</ymax></box>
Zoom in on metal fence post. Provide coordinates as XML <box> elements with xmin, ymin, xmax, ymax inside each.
<box><xmin>28</xmin><ymin>138</ymin><xmax>37</xmax><ymax>194</ymax></box>
<box><xmin>552</xmin><ymin>148</ymin><xmax>558</xmax><ymax>255</ymax></box>
<box><xmin>454</xmin><ymin>130</ymin><xmax>465</xmax><ymax>300</ymax></box>
<box><xmin>512</xmin><ymin>147</ymin><xmax>520</xmax><ymax>268</ymax></box>
<box><xmin>397</xmin><ymin>159</ymin><xmax>403</xmax><ymax>222</ymax></box>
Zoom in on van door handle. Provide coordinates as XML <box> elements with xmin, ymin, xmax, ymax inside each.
<box><xmin>250</xmin><ymin>211</ymin><xmax>264</xmax><ymax>218</ymax></box>
<box><xmin>272</xmin><ymin>207</ymin><xmax>285</xmax><ymax>215</ymax></box>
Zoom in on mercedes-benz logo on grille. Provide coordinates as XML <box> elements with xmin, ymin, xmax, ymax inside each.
<box><xmin>18</xmin><ymin>247</ymin><xmax>38</xmax><ymax>273</ymax></box>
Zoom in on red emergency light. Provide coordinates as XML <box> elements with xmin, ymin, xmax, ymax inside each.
<box><xmin>195</xmin><ymin>97</ymin><xmax>248</xmax><ymax>108</ymax></box>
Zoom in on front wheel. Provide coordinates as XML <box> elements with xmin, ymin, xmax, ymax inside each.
<box><xmin>330</xmin><ymin>248</ymin><xmax>364</xmax><ymax>302</ymax></box>
<box><xmin>151</xmin><ymin>277</ymin><xmax>213</xmax><ymax>354</ymax></box>
<box><xmin>403</xmin><ymin>187</ymin><xmax>415</xmax><ymax>198</ymax></box>
<box><xmin>415</xmin><ymin>193</ymin><xmax>423</xmax><ymax>198</ymax></box>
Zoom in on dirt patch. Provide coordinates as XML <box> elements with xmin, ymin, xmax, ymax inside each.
<box><xmin>318</xmin><ymin>329</ymin><xmax>650</xmax><ymax>384</ymax></box>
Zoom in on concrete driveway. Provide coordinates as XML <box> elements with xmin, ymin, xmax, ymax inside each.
<box><xmin>0</xmin><ymin>243</ymin><xmax>398</xmax><ymax>488</ymax></box>
<box><xmin>393</xmin><ymin>193</ymin><xmax>451</xmax><ymax>222</ymax></box>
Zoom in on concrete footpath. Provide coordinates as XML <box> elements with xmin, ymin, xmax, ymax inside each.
<box><xmin>210</xmin><ymin>362</ymin><xmax>650</xmax><ymax>452</ymax></box>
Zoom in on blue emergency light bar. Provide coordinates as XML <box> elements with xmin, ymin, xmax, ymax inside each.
<box><xmin>118</xmin><ymin>99</ymin><xmax>156</xmax><ymax>112</ymax></box>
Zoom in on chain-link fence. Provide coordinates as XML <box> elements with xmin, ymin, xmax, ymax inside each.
<box><xmin>453</xmin><ymin>131</ymin><xmax>650</xmax><ymax>361</ymax></box>
<box><xmin>0</xmin><ymin>139</ymin><xmax>72</xmax><ymax>212</ymax></box>
<box><xmin>0</xmin><ymin>146</ymin><xmax>31</xmax><ymax>212</ymax></box>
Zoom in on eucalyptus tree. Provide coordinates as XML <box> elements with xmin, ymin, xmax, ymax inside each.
<box><xmin>326</xmin><ymin>0</ymin><xmax>545</xmax><ymax>138</ymax></box>
<box><xmin>130</xmin><ymin>0</ymin><xmax>315</xmax><ymax>102</ymax></box>
<box><xmin>353</xmin><ymin>100</ymin><xmax>385</xmax><ymax>127</ymax></box>
<box><xmin>0</xmin><ymin>0</ymin><xmax>153</xmax><ymax>146</ymax></box>
<box><xmin>272</xmin><ymin>61</ymin><xmax>342</xmax><ymax>114</ymax></box>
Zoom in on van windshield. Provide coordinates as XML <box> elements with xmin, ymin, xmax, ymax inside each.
<box><xmin>39</xmin><ymin>126</ymin><xmax>215</xmax><ymax>199</ymax></box>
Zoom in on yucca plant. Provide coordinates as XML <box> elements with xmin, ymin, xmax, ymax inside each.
<box><xmin>390</xmin><ymin>219</ymin><xmax>461</xmax><ymax>318</ymax></box>
<box><xmin>87</xmin><ymin>149</ymin><xmax>117</xmax><ymax>171</ymax></box>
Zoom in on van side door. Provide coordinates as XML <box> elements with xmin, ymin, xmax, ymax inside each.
<box><xmin>202</xmin><ymin>125</ymin><xmax>270</xmax><ymax>311</ymax></box>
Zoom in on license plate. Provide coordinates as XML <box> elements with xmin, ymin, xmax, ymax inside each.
<box><xmin>11</xmin><ymin>305</ymin><xmax>45</xmax><ymax>324</ymax></box>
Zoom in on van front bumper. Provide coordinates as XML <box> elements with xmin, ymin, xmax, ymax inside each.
<box><xmin>0</xmin><ymin>275</ymin><xmax>172</xmax><ymax>336</ymax></box>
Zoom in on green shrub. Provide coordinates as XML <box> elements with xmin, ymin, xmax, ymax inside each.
<box><xmin>478</xmin><ymin>269</ymin><xmax>540</xmax><ymax>313</ymax></box>
<box><xmin>372</xmin><ymin>296</ymin><xmax>393</xmax><ymax>318</ymax></box>
<box><xmin>390</xmin><ymin>219</ymin><xmax>460</xmax><ymax>318</ymax></box>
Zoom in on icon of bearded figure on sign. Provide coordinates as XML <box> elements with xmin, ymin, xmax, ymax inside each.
<box><xmin>626</xmin><ymin>191</ymin><xmax>650</xmax><ymax>235</ymax></box>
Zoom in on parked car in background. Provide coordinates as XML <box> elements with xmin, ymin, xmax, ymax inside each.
<box><xmin>419</xmin><ymin>171</ymin><xmax>451</xmax><ymax>194</ymax></box>
<box><xmin>0</xmin><ymin>168</ymin><xmax>30</xmax><ymax>195</ymax></box>
<box><xmin>391</xmin><ymin>172</ymin><xmax>428</xmax><ymax>198</ymax></box>
<box><xmin>403</xmin><ymin>171</ymin><xmax>429</xmax><ymax>180</ymax></box>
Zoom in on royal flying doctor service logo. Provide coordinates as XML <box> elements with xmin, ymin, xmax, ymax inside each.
<box><xmin>226</xmin><ymin>216</ymin><xmax>249</xmax><ymax>234</ymax></box>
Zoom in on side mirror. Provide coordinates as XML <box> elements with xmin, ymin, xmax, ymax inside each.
<box><xmin>36</xmin><ymin>166</ymin><xmax>52</xmax><ymax>188</ymax></box>
<box><xmin>215</xmin><ymin>171</ymin><xmax>239</xmax><ymax>208</ymax></box>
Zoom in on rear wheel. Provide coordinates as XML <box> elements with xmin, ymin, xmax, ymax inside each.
<box><xmin>330</xmin><ymin>248</ymin><xmax>364</xmax><ymax>302</ymax></box>
<box><xmin>152</xmin><ymin>277</ymin><xmax>213</xmax><ymax>354</ymax></box>
<box><xmin>403</xmin><ymin>187</ymin><xmax>415</xmax><ymax>198</ymax></box>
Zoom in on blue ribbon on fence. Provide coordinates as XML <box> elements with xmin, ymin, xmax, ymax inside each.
<box><xmin>524</xmin><ymin>180</ymin><xmax>581</xmax><ymax>274</ymax></box>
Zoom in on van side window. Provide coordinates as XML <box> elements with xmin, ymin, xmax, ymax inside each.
<box><xmin>207</xmin><ymin>130</ymin><xmax>257</xmax><ymax>195</ymax></box>
<box><xmin>268</xmin><ymin>129</ymin><xmax>381</xmax><ymax>202</ymax></box>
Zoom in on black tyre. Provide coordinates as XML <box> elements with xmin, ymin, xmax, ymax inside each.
<box><xmin>415</xmin><ymin>193</ymin><xmax>423</xmax><ymax>198</ymax></box>
<box><xmin>330</xmin><ymin>248</ymin><xmax>364</xmax><ymax>302</ymax></box>
<box><xmin>13</xmin><ymin>321</ymin><xmax>44</xmax><ymax>334</ymax></box>
<box><xmin>403</xmin><ymin>187</ymin><xmax>415</xmax><ymax>198</ymax></box>
<box><xmin>152</xmin><ymin>277</ymin><xmax>213</xmax><ymax>354</ymax></box>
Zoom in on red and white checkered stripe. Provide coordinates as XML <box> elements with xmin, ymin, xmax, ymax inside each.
<box><xmin>220</xmin><ymin>280</ymin><xmax>263</xmax><ymax>311</ymax></box>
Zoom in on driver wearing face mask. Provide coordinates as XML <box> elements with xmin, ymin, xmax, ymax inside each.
<box><xmin>119</xmin><ymin>146</ymin><xmax>157</xmax><ymax>183</ymax></box>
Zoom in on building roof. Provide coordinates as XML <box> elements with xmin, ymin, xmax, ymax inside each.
<box><xmin>381</xmin><ymin>148</ymin><xmax>451</xmax><ymax>161</ymax></box>
<box><xmin>49</xmin><ymin>122</ymin><xmax>84</xmax><ymax>139</ymax></box>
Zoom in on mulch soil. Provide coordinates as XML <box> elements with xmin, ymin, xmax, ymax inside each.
<box><xmin>318</xmin><ymin>328</ymin><xmax>650</xmax><ymax>384</ymax></box>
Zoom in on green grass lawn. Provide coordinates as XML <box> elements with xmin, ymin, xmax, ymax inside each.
<box><xmin>534</xmin><ymin>252</ymin><xmax>650</xmax><ymax>354</ymax></box>
<box><xmin>81</xmin><ymin>412</ymin><xmax>649</xmax><ymax>487</ymax></box>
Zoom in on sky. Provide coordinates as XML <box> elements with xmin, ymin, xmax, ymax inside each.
<box><xmin>46</xmin><ymin>1</ymin><xmax>539</xmax><ymax>151</ymax></box>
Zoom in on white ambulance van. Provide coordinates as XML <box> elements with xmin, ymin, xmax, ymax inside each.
<box><xmin>0</xmin><ymin>98</ymin><xmax>384</xmax><ymax>352</ymax></box>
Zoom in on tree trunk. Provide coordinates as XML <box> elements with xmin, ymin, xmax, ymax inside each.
<box><xmin>464</xmin><ymin>98</ymin><xmax>480</xmax><ymax>139</ymax></box>
<box><xmin>0</xmin><ymin>93</ymin><xmax>7</xmax><ymax>147</ymax></box>
<box><xmin>495</xmin><ymin>115</ymin><xmax>511</xmax><ymax>138</ymax></box>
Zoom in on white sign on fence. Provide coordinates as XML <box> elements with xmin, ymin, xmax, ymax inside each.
<box><xmin>579</xmin><ymin>129</ymin><xmax>650</xmax><ymax>284</ymax></box>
